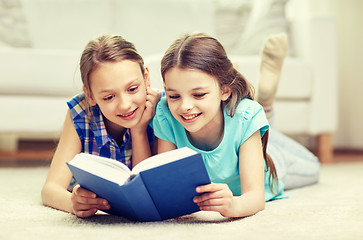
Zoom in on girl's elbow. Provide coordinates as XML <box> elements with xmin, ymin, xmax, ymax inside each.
<box><xmin>259</xmin><ymin>199</ymin><xmax>266</xmax><ymax>211</ymax></box>
<box><xmin>41</xmin><ymin>183</ymin><xmax>54</xmax><ymax>207</ymax></box>
<box><xmin>259</xmin><ymin>192</ymin><xmax>266</xmax><ymax>209</ymax></box>
<box><xmin>245</xmin><ymin>192</ymin><xmax>266</xmax><ymax>216</ymax></box>
<box><xmin>251</xmin><ymin>199</ymin><xmax>265</xmax><ymax>216</ymax></box>
<box><xmin>254</xmin><ymin>193</ymin><xmax>266</xmax><ymax>213</ymax></box>
<box><xmin>40</xmin><ymin>185</ymin><xmax>49</xmax><ymax>206</ymax></box>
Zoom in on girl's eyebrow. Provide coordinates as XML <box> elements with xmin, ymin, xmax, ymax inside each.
<box><xmin>165</xmin><ymin>86</ymin><xmax>209</xmax><ymax>92</ymax></box>
<box><xmin>165</xmin><ymin>87</ymin><xmax>177</xmax><ymax>92</ymax></box>
<box><xmin>124</xmin><ymin>77</ymin><xmax>140</xmax><ymax>87</ymax></box>
<box><xmin>97</xmin><ymin>77</ymin><xmax>140</xmax><ymax>94</ymax></box>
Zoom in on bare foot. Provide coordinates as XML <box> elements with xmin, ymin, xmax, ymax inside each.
<box><xmin>257</xmin><ymin>33</ymin><xmax>288</xmax><ymax>119</ymax></box>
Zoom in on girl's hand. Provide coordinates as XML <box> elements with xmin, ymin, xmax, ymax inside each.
<box><xmin>133</xmin><ymin>87</ymin><xmax>162</xmax><ymax>132</ymax></box>
<box><xmin>193</xmin><ymin>183</ymin><xmax>236</xmax><ymax>217</ymax></box>
<box><xmin>70</xmin><ymin>185</ymin><xmax>110</xmax><ymax>218</ymax></box>
<box><xmin>143</xmin><ymin>87</ymin><xmax>162</xmax><ymax>122</ymax></box>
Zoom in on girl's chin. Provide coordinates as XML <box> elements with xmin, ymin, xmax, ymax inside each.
<box><xmin>107</xmin><ymin>117</ymin><xmax>140</xmax><ymax>130</ymax></box>
<box><xmin>119</xmin><ymin>119</ymin><xmax>140</xmax><ymax>129</ymax></box>
<box><xmin>182</xmin><ymin>124</ymin><xmax>202</xmax><ymax>134</ymax></box>
<box><xmin>121</xmin><ymin>116</ymin><xmax>144</xmax><ymax>129</ymax></box>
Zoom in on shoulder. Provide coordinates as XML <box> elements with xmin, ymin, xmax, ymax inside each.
<box><xmin>154</xmin><ymin>97</ymin><xmax>173</xmax><ymax>121</ymax></box>
<box><xmin>67</xmin><ymin>92</ymin><xmax>89</xmax><ymax>120</ymax></box>
<box><xmin>226</xmin><ymin>98</ymin><xmax>265</xmax><ymax>125</ymax></box>
<box><xmin>150</xmin><ymin>97</ymin><xmax>180</xmax><ymax>144</ymax></box>
<box><xmin>226</xmin><ymin>98</ymin><xmax>269</xmax><ymax>144</ymax></box>
<box><xmin>156</xmin><ymin>96</ymin><xmax>169</xmax><ymax>111</ymax></box>
<box><xmin>67</xmin><ymin>92</ymin><xmax>86</xmax><ymax>109</ymax></box>
<box><xmin>234</xmin><ymin>98</ymin><xmax>264</xmax><ymax>118</ymax></box>
<box><xmin>151</xmin><ymin>97</ymin><xmax>175</xmax><ymax>128</ymax></box>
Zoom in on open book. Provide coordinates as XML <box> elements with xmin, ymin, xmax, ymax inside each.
<box><xmin>67</xmin><ymin>147</ymin><xmax>211</xmax><ymax>221</ymax></box>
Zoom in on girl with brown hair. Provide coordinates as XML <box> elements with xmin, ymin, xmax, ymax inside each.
<box><xmin>41</xmin><ymin>35</ymin><xmax>161</xmax><ymax>218</ymax></box>
<box><xmin>151</xmin><ymin>32</ymin><xmax>320</xmax><ymax>218</ymax></box>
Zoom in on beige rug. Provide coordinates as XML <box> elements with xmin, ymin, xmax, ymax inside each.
<box><xmin>1</xmin><ymin>162</ymin><xmax>362</xmax><ymax>240</ymax></box>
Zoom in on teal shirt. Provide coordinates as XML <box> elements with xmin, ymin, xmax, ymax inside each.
<box><xmin>151</xmin><ymin>97</ymin><xmax>285</xmax><ymax>201</ymax></box>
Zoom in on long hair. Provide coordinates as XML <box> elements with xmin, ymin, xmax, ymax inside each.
<box><xmin>161</xmin><ymin>32</ymin><xmax>279</xmax><ymax>194</ymax></box>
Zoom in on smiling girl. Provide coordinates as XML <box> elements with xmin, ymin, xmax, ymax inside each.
<box><xmin>151</xmin><ymin>33</ymin><xmax>320</xmax><ymax>218</ymax></box>
<box><xmin>41</xmin><ymin>35</ymin><xmax>160</xmax><ymax>218</ymax></box>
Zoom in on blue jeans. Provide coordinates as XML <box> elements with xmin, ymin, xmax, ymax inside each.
<box><xmin>267</xmin><ymin>128</ymin><xmax>321</xmax><ymax>190</ymax></box>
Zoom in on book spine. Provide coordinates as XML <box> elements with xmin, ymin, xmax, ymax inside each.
<box><xmin>139</xmin><ymin>153</ymin><xmax>211</xmax><ymax>220</ymax></box>
<box><xmin>123</xmin><ymin>174</ymin><xmax>162</xmax><ymax>221</ymax></box>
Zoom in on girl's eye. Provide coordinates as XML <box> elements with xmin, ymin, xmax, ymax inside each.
<box><xmin>194</xmin><ymin>93</ymin><xmax>206</xmax><ymax>98</ymax></box>
<box><xmin>103</xmin><ymin>95</ymin><xmax>114</xmax><ymax>101</ymax></box>
<box><xmin>129</xmin><ymin>86</ymin><xmax>139</xmax><ymax>93</ymax></box>
<box><xmin>168</xmin><ymin>95</ymin><xmax>180</xmax><ymax>100</ymax></box>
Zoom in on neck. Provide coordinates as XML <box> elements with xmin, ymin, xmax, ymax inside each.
<box><xmin>103</xmin><ymin>117</ymin><xmax>127</xmax><ymax>146</ymax></box>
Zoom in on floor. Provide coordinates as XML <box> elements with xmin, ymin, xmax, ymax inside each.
<box><xmin>0</xmin><ymin>139</ymin><xmax>362</xmax><ymax>167</ymax></box>
<box><xmin>0</xmin><ymin>139</ymin><xmax>57</xmax><ymax>167</ymax></box>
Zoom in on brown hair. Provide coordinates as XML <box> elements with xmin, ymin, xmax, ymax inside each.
<box><xmin>80</xmin><ymin>35</ymin><xmax>145</xmax><ymax>95</ymax></box>
<box><xmin>161</xmin><ymin>32</ymin><xmax>279</xmax><ymax>194</ymax></box>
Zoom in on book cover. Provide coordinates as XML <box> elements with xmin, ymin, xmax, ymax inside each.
<box><xmin>67</xmin><ymin>147</ymin><xmax>211</xmax><ymax>221</ymax></box>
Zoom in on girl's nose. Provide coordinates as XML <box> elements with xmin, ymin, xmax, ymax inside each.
<box><xmin>118</xmin><ymin>94</ymin><xmax>132</xmax><ymax>111</ymax></box>
<box><xmin>180</xmin><ymin>98</ymin><xmax>193</xmax><ymax>112</ymax></box>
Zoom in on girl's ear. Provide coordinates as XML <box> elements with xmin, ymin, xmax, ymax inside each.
<box><xmin>221</xmin><ymin>85</ymin><xmax>232</xmax><ymax>101</ymax></box>
<box><xmin>143</xmin><ymin>66</ymin><xmax>151</xmax><ymax>87</ymax></box>
<box><xmin>84</xmin><ymin>87</ymin><xmax>97</xmax><ymax>106</ymax></box>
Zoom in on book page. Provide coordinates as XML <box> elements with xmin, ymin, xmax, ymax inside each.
<box><xmin>131</xmin><ymin>147</ymin><xmax>198</xmax><ymax>175</ymax></box>
<box><xmin>70</xmin><ymin>153</ymin><xmax>132</xmax><ymax>185</ymax></box>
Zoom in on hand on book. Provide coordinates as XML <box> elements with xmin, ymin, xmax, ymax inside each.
<box><xmin>67</xmin><ymin>147</ymin><xmax>211</xmax><ymax>221</ymax></box>
<box><xmin>71</xmin><ymin>185</ymin><xmax>111</xmax><ymax>218</ymax></box>
<box><xmin>193</xmin><ymin>183</ymin><xmax>235</xmax><ymax>217</ymax></box>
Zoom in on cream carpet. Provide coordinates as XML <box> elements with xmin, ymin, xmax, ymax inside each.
<box><xmin>1</xmin><ymin>162</ymin><xmax>363</xmax><ymax>240</ymax></box>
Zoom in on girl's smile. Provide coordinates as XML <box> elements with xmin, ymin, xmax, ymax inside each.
<box><xmin>88</xmin><ymin>60</ymin><xmax>148</xmax><ymax>132</ymax></box>
<box><xmin>164</xmin><ymin>67</ymin><xmax>231</xmax><ymax>149</ymax></box>
<box><xmin>118</xmin><ymin>107</ymin><xmax>138</xmax><ymax>120</ymax></box>
<box><xmin>181</xmin><ymin>112</ymin><xmax>202</xmax><ymax>122</ymax></box>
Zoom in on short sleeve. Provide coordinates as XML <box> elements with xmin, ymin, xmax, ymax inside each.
<box><xmin>237</xmin><ymin>99</ymin><xmax>269</xmax><ymax>145</ymax></box>
<box><xmin>150</xmin><ymin>97</ymin><xmax>177</xmax><ymax>144</ymax></box>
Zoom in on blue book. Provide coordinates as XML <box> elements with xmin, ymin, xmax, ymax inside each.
<box><xmin>66</xmin><ymin>147</ymin><xmax>211</xmax><ymax>221</ymax></box>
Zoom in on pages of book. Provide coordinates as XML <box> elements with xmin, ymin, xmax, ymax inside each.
<box><xmin>69</xmin><ymin>153</ymin><xmax>131</xmax><ymax>185</ymax></box>
<box><xmin>131</xmin><ymin>147</ymin><xmax>198</xmax><ymax>176</ymax></box>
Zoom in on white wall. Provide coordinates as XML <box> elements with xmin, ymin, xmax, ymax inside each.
<box><xmin>307</xmin><ymin>0</ymin><xmax>363</xmax><ymax>150</ymax></box>
<box><xmin>333</xmin><ymin>1</ymin><xmax>363</xmax><ymax>149</ymax></box>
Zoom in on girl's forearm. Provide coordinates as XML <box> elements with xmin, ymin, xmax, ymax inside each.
<box><xmin>41</xmin><ymin>182</ymin><xmax>73</xmax><ymax>214</ymax></box>
<box><xmin>231</xmin><ymin>191</ymin><xmax>265</xmax><ymax>218</ymax></box>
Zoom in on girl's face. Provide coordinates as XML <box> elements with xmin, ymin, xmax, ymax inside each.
<box><xmin>164</xmin><ymin>67</ymin><xmax>231</xmax><ymax>137</ymax></box>
<box><xmin>87</xmin><ymin>60</ymin><xmax>149</xmax><ymax>131</ymax></box>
